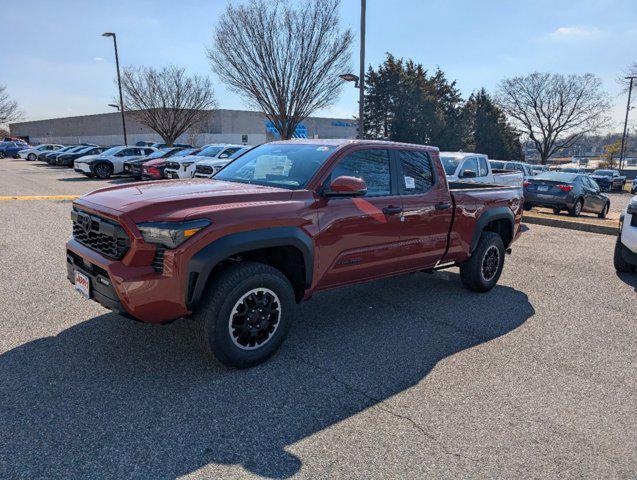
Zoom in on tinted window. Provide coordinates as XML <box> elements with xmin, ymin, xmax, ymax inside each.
<box><xmin>478</xmin><ymin>157</ymin><xmax>489</xmax><ymax>176</ymax></box>
<box><xmin>462</xmin><ymin>158</ymin><xmax>479</xmax><ymax>176</ymax></box>
<box><xmin>197</xmin><ymin>146</ymin><xmax>225</xmax><ymax>157</ymax></box>
<box><xmin>215</xmin><ymin>143</ymin><xmax>336</xmax><ymax>189</ymax></box>
<box><xmin>491</xmin><ymin>161</ymin><xmax>505</xmax><ymax>169</ymax></box>
<box><xmin>396</xmin><ymin>150</ymin><xmax>434</xmax><ymax>193</ymax></box>
<box><xmin>330</xmin><ymin>149</ymin><xmax>391</xmax><ymax>197</ymax></box>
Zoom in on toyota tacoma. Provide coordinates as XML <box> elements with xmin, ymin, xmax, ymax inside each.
<box><xmin>66</xmin><ymin>140</ymin><xmax>524</xmax><ymax>368</ymax></box>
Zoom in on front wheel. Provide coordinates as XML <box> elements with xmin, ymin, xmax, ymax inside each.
<box><xmin>0</xmin><ymin>152</ymin><xmax>5</xmax><ymax>159</ymax></box>
<box><xmin>93</xmin><ymin>162</ymin><xmax>113</xmax><ymax>179</ymax></box>
<box><xmin>28</xmin><ymin>153</ymin><xmax>36</xmax><ymax>161</ymax></box>
<box><xmin>460</xmin><ymin>231</ymin><xmax>505</xmax><ymax>292</ymax></box>
<box><xmin>196</xmin><ymin>261</ymin><xmax>295</xmax><ymax>368</ymax></box>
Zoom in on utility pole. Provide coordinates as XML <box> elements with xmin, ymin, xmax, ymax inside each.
<box><xmin>102</xmin><ymin>32</ymin><xmax>128</xmax><ymax>145</ymax></box>
<box><xmin>358</xmin><ymin>0</ymin><xmax>366</xmax><ymax>139</ymax></box>
<box><xmin>619</xmin><ymin>76</ymin><xmax>636</xmax><ymax>171</ymax></box>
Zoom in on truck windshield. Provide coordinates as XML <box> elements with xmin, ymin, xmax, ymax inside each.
<box><xmin>440</xmin><ymin>156</ymin><xmax>461</xmax><ymax>175</ymax></box>
<box><xmin>214</xmin><ymin>143</ymin><xmax>337</xmax><ymax>189</ymax></box>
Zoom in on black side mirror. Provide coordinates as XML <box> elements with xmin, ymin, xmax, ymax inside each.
<box><xmin>461</xmin><ymin>169</ymin><xmax>477</xmax><ymax>179</ymax></box>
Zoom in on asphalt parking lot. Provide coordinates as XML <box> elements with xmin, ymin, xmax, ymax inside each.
<box><xmin>0</xmin><ymin>160</ymin><xmax>636</xmax><ymax>479</ymax></box>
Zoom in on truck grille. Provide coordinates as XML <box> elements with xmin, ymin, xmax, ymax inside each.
<box><xmin>71</xmin><ymin>208</ymin><xmax>130</xmax><ymax>259</ymax></box>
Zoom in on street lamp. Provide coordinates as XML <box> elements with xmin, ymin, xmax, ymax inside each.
<box><xmin>108</xmin><ymin>103</ymin><xmax>120</xmax><ymax>111</ymax></box>
<box><xmin>619</xmin><ymin>76</ymin><xmax>636</xmax><ymax>171</ymax></box>
<box><xmin>102</xmin><ymin>32</ymin><xmax>128</xmax><ymax>145</ymax></box>
<box><xmin>339</xmin><ymin>0</ymin><xmax>365</xmax><ymax>139</ymax></box>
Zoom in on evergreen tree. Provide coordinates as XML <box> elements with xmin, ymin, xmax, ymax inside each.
<box><xmin>462</xmin><ymin>88</ymin><xmax>522</xmax><ymax>159</ymax></box>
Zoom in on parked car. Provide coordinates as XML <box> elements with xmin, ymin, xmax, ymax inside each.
<box><xmin>193</xmin><ymin>146</ymin><xmax>252</xmax><ymax>178</ymax></box>
<box><xmin>74</xmin><ymin>146</ymin><xmax>156</xmax><ymax>179</ymax></box>
<box><xmin>631</xmin><ymin>178</ymin><xmax>637</xmax><ymax>195</ymax></box>
<box><xmin>57</xmin><ymin>146</ymin><xmax>108</xmax><ymax>167</ymax></box>
<box><xmin>47</xmin><ymin>145</ymin><xmax>98</xmax><ymax>165</ymax></box>
<box><xmin>123</xmin><ymin>147</ymin><xmax>187</xmax><ymax>179</ymax></box>
<box><xmin>37</xmin><ymin>145</ymin><xmax>76</xmax><ymax>162</ymax></box>
<box><xmin>0</xmin><ymin>141</ymin><xmax>29</xmax><ymax>159</ymax></box>
<box><xmin>141</xmin><ymin>148</ymin><xmax>200</xmax><ymax>180</ymax></box>
<box><xmin>164</xmin><ymin>144</ymin><xmax>245</xmax><ymax>179</ymax></box>
<box><xmin>614</xmin><ymin>195</ymin><xmax>637</xmax><ymax>273</ymax></box>
<box><xmin>589</xmin><ymin>169</ymin><xmax>626</xmax><ymax>192</ymax></box>
<box><xmin>151</xmin><ymin>142</ymin><xmax>193</xmax><ymax>149</ymax></box>
<box><xmin>18</xmin><ymin>144</ymin><xmax>64</xmax><ymax>161</ymax></box>
<box><xmin>66</xmin><ymin>139</ymin><xmax>524</xmax><ymax>368</ymax></box>
<box><xmin>496</xmin><ymin>161</ymin><xmax>534</xmax><ymax>180</ymax></box>
<box><xmin>561</xmin><ymin>167</ymin><xmax>588</xmax><ymax>174</ymax></box>
<box><xmin>441</xmin><ymin>152</ymin><xmax>523</xmax><ymax>186</ymax></box>
<box><xmin>524</xmin><ymin>171</ymin><xmax>609</xmax><ymax>217</ymax></box>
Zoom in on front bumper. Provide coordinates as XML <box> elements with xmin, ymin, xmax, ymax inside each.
<box><xmin>74</xmin><ymin>162</ymin><xmax>93</xmax><ymax>174</ymax></box>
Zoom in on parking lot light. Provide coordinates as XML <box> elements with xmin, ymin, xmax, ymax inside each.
<box><xmin>102</xmin><ymin>32</ymin><xmax>128</xmax><ymax>145</ymax></box>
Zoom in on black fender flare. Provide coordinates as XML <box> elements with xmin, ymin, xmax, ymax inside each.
<box><xmin>186</xmin><ymin>226</ymin><xmax>314</xmax><ymax>309</ymax></box>
<box><xmin>470</xmin><ymin>207</ymin><xmax>515</xmax><ymax>253</ymax></box>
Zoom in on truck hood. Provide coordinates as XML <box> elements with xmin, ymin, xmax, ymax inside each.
<box><xmin>76</xmin><ymin>179</ymin><xmax>293</xmax><ymax>222</ymax></box>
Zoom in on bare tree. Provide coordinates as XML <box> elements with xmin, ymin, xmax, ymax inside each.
<box><xmin>0</xmin><ymin>84</ymin><xmax>22</xmax><ymax>127</ymax></box>
<box><xmin>496</xmin><ymin>73</ymin><xmax>610</xmax><ymax>164</ymax></box>
<box><xmin>120</xmin><ymin>65</ymin><xmax>217</xmax><ymax>146</ymax></box>
<box><xmin>208</xmin><ymin>0</ymin><xmax>352</xmax><ymax>140</ymax></box>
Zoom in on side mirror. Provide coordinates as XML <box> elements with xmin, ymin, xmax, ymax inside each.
<box><xmin>461</xmin><ymin>169</ymin><xmax>477</xmax><ymax>179</ymax></box>
<box><xmin>323</xmin><ymin>175</ymin><xmax>367</xmax><ymax>197</ymax></box>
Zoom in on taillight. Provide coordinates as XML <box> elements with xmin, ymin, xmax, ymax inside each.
<box><xmin>557</xmin><ymin>184</ymin><xmax>573</xmax><ymax>192</ymax></box>
<box><xmin>523</xmin><ymin>181</ymin><xmax>530</xmax><ymax>187</ymax></box>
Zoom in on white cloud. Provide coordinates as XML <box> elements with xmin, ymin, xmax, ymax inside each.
<box><xmin>93</xmin><ymin>57</ymin><xmax>105</xmax><ymax>62</ymax></box>
<box><xmin>548</xmin><ymin>26</ymin><xmax>603</xmax><ymax>39</ymax></box>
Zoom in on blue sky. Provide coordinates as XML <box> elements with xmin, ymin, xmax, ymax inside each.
<box><xmin>3</xmin><ymin>0</ymin><xmax>636</xmax><ymax>132</ymax></box>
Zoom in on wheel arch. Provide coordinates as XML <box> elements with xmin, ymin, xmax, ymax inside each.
<box><xmin>470</xmin><ymin>207</ymin><xmax>514</xmax><ymax>253</ymax></box>
<box><xmin>187</xmin><ymin>226</ymin><xmax>314</xmax><ymax>309</ymax></box>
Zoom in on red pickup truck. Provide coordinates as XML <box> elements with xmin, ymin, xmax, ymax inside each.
<box><xmin>66</xmin><ymin>140</ymin><xmax>523</xmax><ymax>368</ymax></box>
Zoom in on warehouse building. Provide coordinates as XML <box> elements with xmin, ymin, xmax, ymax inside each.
<box><xmin>9</xmin><ymin>109</ymin><xmax>357</xmax><ymax>146</ymax></box>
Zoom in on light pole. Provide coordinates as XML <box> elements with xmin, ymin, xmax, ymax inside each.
<box><xmin>619</xmin><ymin>76</ymin><xmax>636</xmax><ymax>171</ymax></box>
<box><xmin>108</xmin><ymin>103</ymin><xmax>120</xmax><ymax>111</ymax></box>
<box><xmin>102</xmin><ymin>32</ymin><xmax>128</xmax><ymax>145</ymax></box>
<box><xmin>339</xmin><ymin>0</ymin><xmax>365</xmax><ymax>139</ymax></box>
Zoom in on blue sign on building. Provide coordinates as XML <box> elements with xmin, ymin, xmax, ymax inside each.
<box><xmin>265</xmin><ymin>120</ymin><xmax>308</xmax><ymax>139</ymax></box>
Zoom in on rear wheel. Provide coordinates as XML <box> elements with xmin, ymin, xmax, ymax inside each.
<box><xmin>614</xmin><ymin>237</ymin><xmax>635</xmax><ymax>273</ymax></box>
<box><xmin>0</xmin><ymin>152</ymin><xmax>5</xmax><ymax>159</ymax></box>
<box><xmin>460</xmin><ymin>231</ymin><xmax>505</xmax><ymax>292</ymax></box>
<box><xmin>94</xmin><ymin>162</ymin><xmax>113</xmax><ymax>179</ymax></box>
<box><xmin>552</xmin><ymin>207</ymin><xmax>561</xmax><ymax>215</ymax></box>
<box><xmin>196</xmin><ymin>261</ymin><xmax>295</xmax><ymax>368</ymax></box>
<box><xmin>598</xmin><ymin>202</ymin><xmax>609</xmax><ymax>219</ymax></box>
<box><xmin>569</xmin><ymin>199</ymin><xmax>583</xmax><ymax>217</ymax></box>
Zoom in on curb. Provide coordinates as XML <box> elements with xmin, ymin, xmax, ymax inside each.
<box><xmin>522</xmin><ymin>214</ymin><xmax>619</xmax><ymax>236</ymax></box>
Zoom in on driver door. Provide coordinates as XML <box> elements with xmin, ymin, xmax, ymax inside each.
<box><xmin>314</xmin><ymin>147</ymin><xmax>404</xmax><ymax>289</ymax></box>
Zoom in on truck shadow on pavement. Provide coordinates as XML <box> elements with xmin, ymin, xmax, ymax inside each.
<box><xmin>0</xmin><ymin>271</ymin><xmax>534</xmax><ymax>479</ymax></box>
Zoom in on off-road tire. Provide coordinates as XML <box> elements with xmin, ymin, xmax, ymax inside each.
<box><xmin>196</xmin><ymin>261</ymin><xmax>295</xmax><ymax>368</ymax></box>
<box><xmin>613</xmin><ymin>237</ymin><xmax>635</xmax><ymax>273</ymax></box>
<box><xmin>460</xmin><ymin>231</ymin><xmax>505</xmax><ymax>293</ymax></box>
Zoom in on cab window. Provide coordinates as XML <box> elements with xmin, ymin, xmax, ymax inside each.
<box><xmin>396</xmin><ymin>150</ymin><xmax>434</xmax><ymax>194</ymax></box>
<box><xmin>329</xmin><ymin>149</ymin><xmax>391</xmax><ymax>197</ymax></box>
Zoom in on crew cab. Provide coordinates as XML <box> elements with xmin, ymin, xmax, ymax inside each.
<box><xmin>441</xmin><ymin>152</ymin><xmax>523</xmax><ymax>186</ymax></box>
<box><xmin>163</xmin><ymin>144</ymin><xmax>245</xmax><ymax>179</ymax></box>
<box><xmin>74</xmin><ymin>146</ymin><xmax>156</xmax><ymax>179</ymax></box>
<box><xmin>66</xmin><ymin>140</ymin><xmax>524</xmax><ymax>368</ymax></box>
<box><xmin>589</xmin><ymin>169</ymin><xmax>626</xmax><ymax>192</ymax></box>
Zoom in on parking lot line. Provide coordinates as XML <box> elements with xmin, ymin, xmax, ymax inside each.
<box><xmin>0</xmin><ymin>195</ymin><xmax>79</xmax><ymax>201</ymax></box>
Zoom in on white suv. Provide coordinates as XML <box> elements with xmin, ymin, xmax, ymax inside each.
<box><xmin>194</xmin><ymin>146</ymin><xmax>251</xmax><ymax>178</ymax></box>
<box><xmin>164</xmin><ymin>144</ymin><xmax>245</xmax><ymax>179</ymax></box>
<box><xmin>74</xmin><ymin>146</ymin><xmax>156</xmax><ymax>179</ymax></box>
<box><xmin>614</xmin><ymin>195</ymin><xmax>637</xmax><ymax>273</ymax></box>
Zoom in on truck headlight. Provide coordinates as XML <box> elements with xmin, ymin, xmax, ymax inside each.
<box><xmin>137</xmin><ymin>219</ymin><xmax>211</xmax><ymax>249</ymax></box>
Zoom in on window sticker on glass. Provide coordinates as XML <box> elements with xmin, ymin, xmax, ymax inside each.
<box><xmin>316</xmin><ymin>146</ymin><xmax>330</xmax><ymax>152</ymax></box>
<box><xmin>404</xmin><ymin>176</ymin><xmax>416</xmax><ymax>189</ymax></box>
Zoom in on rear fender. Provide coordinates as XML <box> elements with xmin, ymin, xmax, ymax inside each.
<box><xmin>470</xmin><ymin>207</ymin><xmax>515</xmax><ymax>253</ymax></box>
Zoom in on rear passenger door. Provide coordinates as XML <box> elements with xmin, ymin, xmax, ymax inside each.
<box><xmin>394</xmin><ymin>149</ymin><xmax>454</xmax><ymax>269</ymax></box>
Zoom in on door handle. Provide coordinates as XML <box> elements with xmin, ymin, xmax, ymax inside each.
<box><xmin>382</xmin><ymin>206</ymin><xmax>403</xmax><ymax>215</ymax></box>
<box><xmin>435</xmin><ymin>202</ymin><xmax>451</xmax><ymax>210</ymax></box>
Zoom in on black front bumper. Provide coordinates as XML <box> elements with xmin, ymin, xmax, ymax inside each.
<box><xmin>66</xmin><ymin>250</ymin><xmax>127</xmax><ymax>314</ymax></box>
